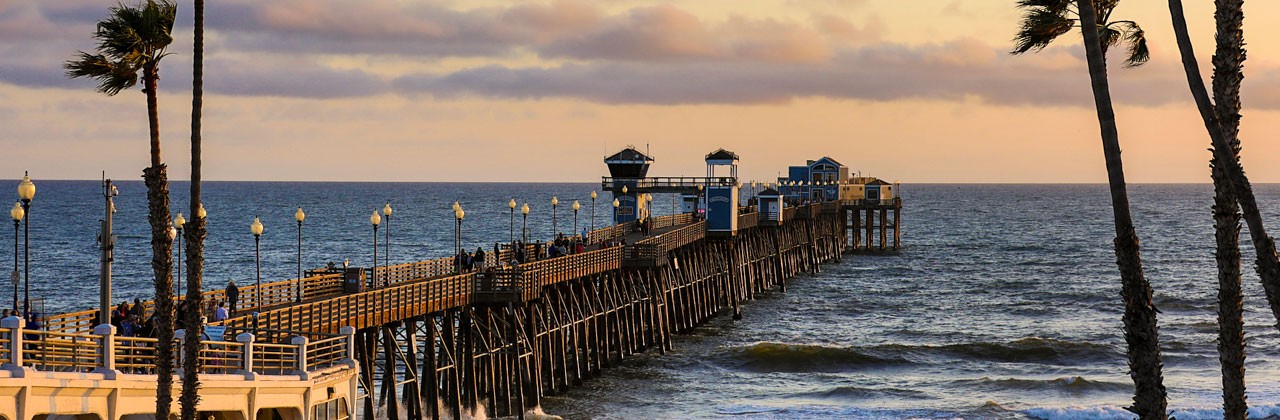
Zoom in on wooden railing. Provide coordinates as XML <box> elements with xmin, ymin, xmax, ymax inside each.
<box><xmin>306</xmin><ymin>335</ymin><xmax>349</xmax><ymax>371</ymax></box>
<box><xmin>637</xmin><ymin>221</ymin><xmax>706</xmax><ymax>254</ymax></box>
<box><xmin>0</xmin><ymin>317</ymin><xmax>352</xmax><ymax>377</ymax></box>
<box><xmin>474</xmin><ymin>268</ymin><xmax>540</xmax><ymax>303</ymax></box>
<box><xmin>196</xmin><ymin>340</ymin><xmax>246</xmax><ymax>374</ymax></box>
<box><xmin>649</xmin><ymin>213</ymin><xmax>692</xmax><ymax>230</ymax></box>
<box><xmin>217</xmin><ymin>273</ymin><xmax>474</xmax><ymax>335</ymax></box>
<box><xmin>586</xmin><ymin>221</ymin><xmax>636</xmax><ymax>243</ymax></box>
<box><xmin>839</xmin><ymin>197</ymin><xmax>902</xmax><ymax>207</ymax></box>
<box><xmin>20</xmin><ymin>329</ymin><xmax>98</xmax><ymax>372</ymax></box>
<box><xmin>521</xmin><ymin>247</ymin><xmax>624</xmax><ymax>286</ymax></box>
<box><xmin>738</xmin><ymin>212</ymin><xmax>758</xmax><ymax>230</ymax></box>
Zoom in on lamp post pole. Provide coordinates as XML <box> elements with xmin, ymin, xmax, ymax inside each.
<box><xmin>508</xmin><ymin>199</ymin><xmax>516</xmax><ymax>244</ymax></box>
<box><xmin>295</xmin><ymin>207</ymin><xmax>305</xmax><ymax>302</ymax></box>
<box><xmin>521</xmin><ymin>203</ymin><xmax>529</xmax><ymax>244</ymax></box>
<box><xmin>251</xmin><ymin>217</ymin><xmax>264</xmax><ymax>308</ymax></box>
<box><xmin>383</xmin><ymin>204</ymin><xmax>391</xmax><ymax>283</ymax></box>
<box><xmin>453</xmin><ymin>207</ymin><xmax>465</xmax><ymax>273</ymax></box>
<box><xmin>10</xmin><ymin>202</ymin><xmax>22</xmax><ymax>314</ymax></box>
<box><xmin>612</xmin><ymin>198</ymin><xmax>620</xmax><ymax>225</ymax></box>
<box><xmin>590</xmin><ymin>191</ymin><xmax>597</xmax><ymax>233</ymax></box>
<box><xmin>17</xmin><ymin>173</ymin><xmax>35</xmax><ymax>318</ymax></box>
<box><xmin>551</xmin><ymin>196</ymin><xmax>559</xmax><ymax>237</ymax></box>
<box><xmin>572</xmin><ymin>200</ymin><xmax>580</xmax><ymax>237</ymax></box>
<box><xmin>174</xmin><ymin>213</ymin><xmax>185</xmax><ymax>298</ymax></box>
<box><xmin>370</xmin><ymin>211</ymin><xmax>380</xmax><ymax>287</ymax></box>
<box><xmin>168</xmin><ymin>226</ymin><xmax>177</xmax><ymax>297</ymax></box>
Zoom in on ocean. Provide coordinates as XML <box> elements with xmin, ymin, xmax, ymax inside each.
<box><xmin>5</xmin><ymin>181</ymin><xmax>1280</xmax><ymax>419</ymax></box>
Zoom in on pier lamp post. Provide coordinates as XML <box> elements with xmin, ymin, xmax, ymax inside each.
<box><xmin>508</xmin><ymin>199</ymin><xmax>517</xmax><ymax>243</ymax></box>
<box><xmin>250</xmin><ymin>217</ymin><xmax>264</xmax><ymax>308</ymax></box>
<box><xmin>17</xmin><ymin>173</ymin><xmax>34</xmax><ymax>318</ymax></box>
<box><xmin>295</xmin><ymin>207</ymin><xmax>305</xmax><ymax>302</ymax></box>
<box><xmin>572</xmin><ymin>200</ymin><xmax>580</xmax><ymax>237</ymax></box>
<box><xmin>370</xmin><ymin>210</ymin><xmax>381</xmax><ymax>287</ymax></box>
<box><xmin>696</xmin><ymin>185</ymin><xmax>704</xmax><ymax>218</ymax></box>
<box><xmin>167</xmin><ymin>226</ymin><xmax>178</xmax><ymax>295</ymax></box>
<box><xmin>551</xmin><ymin>196</ymin><xmax>559</xmax><ymax>237</ymax></box>
<box><xmin>612</xmin><ymin>198</ymin><xmax>620</xmax><ymax>225</ymax></box>
<box><xmin>454</xmin><ymin>208</ymin><xmax>465</xmax><ymax>273</ymax></box>
<box><xmin>590</xmin><ymin>191</ymin><xmax>597</xmax><ymax>233</ymax></box>
<box><xmin>645</xmin><ymin>194</ymin><xmax>653</xmax><ymax>221</ymax></box>
<box><xmin>10</xmin><ymin>202</ymin><xmax>21</xmax><ymax>313</ymax></box>
<box><xmin>383</xmin><ymin>203</ymin><xmax>392</xmax><ymax>278</ymax></box>
<box><xmin>521</xmin><ymin>203</ymin><xmax>530</xmax><ymax>243</ymax></box>
<box><xmin>174</xmin><ymin>213</ymin><xmax>185</xmax><ymax>297</ymax></box>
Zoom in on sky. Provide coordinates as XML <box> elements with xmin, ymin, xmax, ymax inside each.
<box><xmin>2</xmin><ymin>0</ymin><xmax>1280</xmax><ymax>183</ymax></box>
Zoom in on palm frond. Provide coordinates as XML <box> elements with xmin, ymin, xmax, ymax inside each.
<box><xmin>1122</xmin><ymin>26</ymin><xmax>1149</xmax><ymax>67</ymax></box>
<box><xmin>1012</xmin><ymin>6</ymin><xmax>1075</xmax><ymax>54</ymax></box>
<box><xmin>64</xmin><ymin>52</ymin><xmax>139</xmax><ymax>95</ymax></box>
<box><xmin>66</xmin><ymin>0</ymin><xmax>176</xmax><ymax>94</ymax></box>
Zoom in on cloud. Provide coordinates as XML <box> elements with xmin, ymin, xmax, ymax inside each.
<box><xmin>393</xmin><ymin>39</ymin><xmax>1198</xmax><ymax>107</ymax></box>
<box><xmin>0</xmin><ymin>0</ymin><xmax>1262</xmax><ymax>109</ymax></box>
<box><xmin>206</xmin><ymin>0</ymin><xmax>876</xmax><ymax>63</ymax></box>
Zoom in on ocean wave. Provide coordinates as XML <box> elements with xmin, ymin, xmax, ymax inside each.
<box><xmin>785</xmin><ymin>385</ymin><xmax>930</xmax><ymax>401</ymax></box>
<box><xmin>955</xmin><ymin>376</ymin><xmax>1129</xmax><ymax>393</ymax></box>
<box><xmin>720</xmin><ymin>342</ymin><xmax>911</xmax><ymax>372</ymax></box>
<box><xmin>1024</xmin><ymin>405</ymin><xmax>1135</xmax><ymax>420</ymax></box>
<box><xmin>873</xmin><ymin>337</ymin><xmax>1119</xmax><ymax>365</ymax></box>
<box><xmin>1024</xmin><ymin>403</ymin><xmax>1280</xmax><ymax>420</ymax></box>
<box><xmin>719</xmin><ymin>338</ymin><xmax>1117</xmax><ymax>373</ymax></box>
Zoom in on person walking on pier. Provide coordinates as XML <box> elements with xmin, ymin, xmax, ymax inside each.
<box><xmin>130</xmin><ymin>298</ymin><xmax>143</xmax><ymax>318</ymax></box>
<box><xmin>474</xmin><ymin>247</ymin><xmax>486</xmax><ymax>270</ymax></box>
<box><xmin>213</xmin><ymin>301</ymin><xmax>228</xmax><ymax>322</ymax></box>
<box><xmin>226</xmin><ymin>280</ymin><xmax>240</xmax><ymax>317</ymax></box>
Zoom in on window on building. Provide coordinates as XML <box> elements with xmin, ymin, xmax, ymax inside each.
<box><xmin>312</xmin><ymin>398</ymin><xmax>349</xmax><ymax>420</ymax></box>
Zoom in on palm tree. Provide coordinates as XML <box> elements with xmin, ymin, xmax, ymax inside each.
<box><xmin>1012</xmin><ymin>1</ymin><xmax>1168</xmax><ymax>417</ymax></box>
<box><xmin>1166</xmin><ymin>0</ymin><xmax>1248</xmax><ymax>415</ymax></box>
<box><xmin>180</xmin><ymin>0</ymin><xmax>206</xmax><ymax>418</ymax></box>
<box><xmin>65</xmin><ymin>1</ymin><xmax>178</xmax><ymax>418</ymax></box>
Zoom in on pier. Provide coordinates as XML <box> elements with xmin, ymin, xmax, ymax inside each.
<box><xmin>3</xmin><ymin>148</ymin><xmax>900</xmax><ymax>420</ymax></box>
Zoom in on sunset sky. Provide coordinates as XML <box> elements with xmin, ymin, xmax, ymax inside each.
<box><xmin>3</xmin><ymin>0</ymin><xmax>1280</xmax><ymax>183</ymax></box>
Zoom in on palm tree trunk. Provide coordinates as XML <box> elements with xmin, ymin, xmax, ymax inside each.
<box><xmin>142</xmin><ymin>63</ymin><xmax>176</xmax><ymax>420</ymax></box>
<box><xmin>1077</xmin><ymin>1</ymin><xmax>1168</xmax><ymax>417</ymax></box>
<box><xmin>179</xmin><ymin>1</ymin><xmax>205</xmax><ymax>418</ymax></box>
<box><xmin>1213</xmin><ymin>161</ymin><xmax>1247</xmax><ymax>417</ymax></box>
<box><xmin>1211</xmin><ymin>1</ymin><xmax>1247</xmax><ymax>416</ymax></box>
<box><xmin>1168</xmin><ymin>0</ymin><xmax>1280</xmax><ymax>330</ymax></box>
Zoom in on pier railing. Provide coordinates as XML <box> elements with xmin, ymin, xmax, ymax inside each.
<box><xmin>839</xmin><ymin>197</ymin><xmax>902</xmax><ymax>207</ymax></box>
<box><xmin>637</xmin><ymin>220</ymin><xmax>706</xmax><ymax>253</ymax></box>
<box><xmin>45</xmin><ymin>212</ymin><xmax>700</xmax><ymax>338</ymax></box>
<box><xmin>0</xmin><ymin>316</ymin><xmax>354</xmax><ymax>377</ymax></box>
<box><xmin>218</xmin><ymin>273</ymin><xmax>473</xmax><ymax>335</ymax></box>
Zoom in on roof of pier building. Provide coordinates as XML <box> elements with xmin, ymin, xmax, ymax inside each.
<box><xmin>705</xmin><ymin>148</ymin><xmax>739</xmax><ymax>163</ymax></box>
<box><xmin>604</xmin><ymin>147</ymin><xmax>654</xmax><ymax>178</ymax></box>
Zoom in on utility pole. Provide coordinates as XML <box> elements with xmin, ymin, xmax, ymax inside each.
<box><xmin>98</xmin><ymin>176</ymin><xmax>118</xmax><ymax>326</ymax></box>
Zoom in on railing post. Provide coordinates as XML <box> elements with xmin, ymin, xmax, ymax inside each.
<box><xmin>94</xmin><ymin>323</ymin><xmax>117</xmax><ymax>375</ymax></box>
<box><xmin>340</xmin><ymin>326</ymin><xmax>357</xmax><ymax>361</ymax></box>
<box><xmin>237</xmin><ymin>332</ymin><xmax>256</xmax><ymax>378</ymax></box>
<box><xmin>292</xmin><ymin>336</ymin><xmax>309</xmax><ymax>375</ymax></box>
<box><xmin>3</xmin><ymin>316</ymin><xmax>24</xmax><ymax>367</ymax></box>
